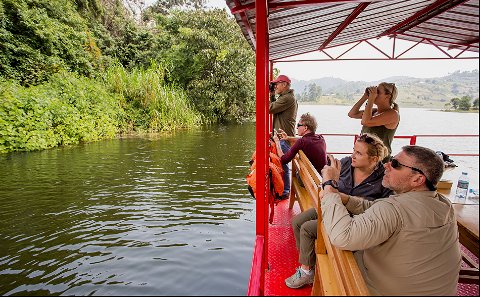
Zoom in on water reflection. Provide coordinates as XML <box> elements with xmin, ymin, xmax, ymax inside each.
<box><xmin>0</xmin><ymin>124</ymin><xmax>257</xmax><ymax>296</ymax></box>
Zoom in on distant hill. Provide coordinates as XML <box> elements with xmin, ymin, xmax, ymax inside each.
<box><xmin>291</xmin><ymin>70</ymin><xmax>479</xmax><ymax>108</ymax></box>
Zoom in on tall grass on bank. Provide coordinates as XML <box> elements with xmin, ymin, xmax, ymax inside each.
<box><xmin>0</xmin><ymin>64</ymin><xmax>202</xmax><ymax>153</ymax></box>
<box><xmin>0</xmin><ymin>73</ymin><xmax>121</xmax><ymax>153</ymax></box>
<box><xmin>103</xmin><ymin>63</ymin><xmax>201</xmax><ymax>131</ymax></box>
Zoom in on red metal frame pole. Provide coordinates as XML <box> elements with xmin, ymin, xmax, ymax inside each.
<box><xmin>255</xmin><ymin>0</ymin><xmax>269</xmax><ymax>293</ymax></box>
<box><xmin>269</xmin><ymin>61</ymin><xmax>274</xmax><ymax>132</ymax></box>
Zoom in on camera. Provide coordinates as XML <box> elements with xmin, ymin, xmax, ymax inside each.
<box><xmin>269</xmin><ymin>82</ymin><xmax>277</xmax><ymax>92</ymax></box>
<box><xmin>274</xmin><ymin>128</ymin><xmax>282</xmax><ymax>139</ymax></box>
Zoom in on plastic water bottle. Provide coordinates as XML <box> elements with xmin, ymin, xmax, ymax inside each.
<box><xmin>455</xmin><ymin>172</ymin><xmax>469</xmax><ymax>201</ymax></box>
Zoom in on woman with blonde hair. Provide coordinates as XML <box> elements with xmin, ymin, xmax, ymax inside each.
<box><xmin>285</xmin><ymin>133</ymin><xmax>392</xmax><ymax>289</ymax></box>
<box><xmin>348</xmin><ymin>82</ymin><xmax>399</xmax><ymax>160</ymax></box>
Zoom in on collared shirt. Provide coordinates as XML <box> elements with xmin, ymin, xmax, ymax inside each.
<box><xmin>280</xmin><ymin>132</ymin><xmax>327</xmax><ymax>173</ymax></box>
<box><xmin>338</xmin><ymin>156</ymin><xmax>393</xmax><ymax>200</ymax></box>
<box><xmin>321</xmin><ymin>191</ymin><xmax>461</xmax><ymax>296</ymax></box>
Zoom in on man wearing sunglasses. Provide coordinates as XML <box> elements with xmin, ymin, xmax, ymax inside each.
<box><xmin>320</xmin><ymin>145</ymin><xmax>461</xmax><ymax>296</ymax></box>
<box><xmin>269</xmin><ymin>74</ymin><xmax>298</xmax><ymax>199</ymax></box>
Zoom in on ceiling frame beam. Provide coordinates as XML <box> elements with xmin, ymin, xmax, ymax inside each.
<box><xmin>379</xmin><ymin>0</ymin><xmax>470</xmax><ymax>38</ymax></box>
<box><xmin>319</xmin><ymin>2</ymin><xmax>370</xmax><ymax>50</ymax></box>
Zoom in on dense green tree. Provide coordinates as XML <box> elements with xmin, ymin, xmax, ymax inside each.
<box><xmin>142</xmin><ymin>0</ymin><xmax>207</xmax><ymax>20</ymax></box>
<box><xmin>0</xmin><ymin>0</ymin><xmax>99</xmax><ymax>85</ymax></box>
<box><xmin>297</xmin><ymin>83</ymin><xmax>322</xmax><ymax>102</ymax></box>
<box><xmin>0</xmin><ymin>0</ymin><xmax>256</xmax><ymax>155</ymax></box>
<box><xmin>449</xmin><ymin>97</ymin><xmax>460</xmax><ymax>109</ymax></box>
<box><xmin>458</xmin><ymin>96</ymin><xmax>472</xmax><ymax>111</ymax></box>
<box><xmin>472</xmin><ymin>98</ymin><xmax>479</xmax><ymax>110</ymax></box>
<box><xmin>152</xmin><ymin>9</ymin><xmax>256</xmax><ymax>123</ymax></box>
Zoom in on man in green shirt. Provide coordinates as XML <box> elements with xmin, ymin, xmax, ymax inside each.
<box><xmin>269</xmin><ymin>74</ymin><xmax>298</xmax><ymax>199</ymax></box>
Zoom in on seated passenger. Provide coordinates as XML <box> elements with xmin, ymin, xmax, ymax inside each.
<box><xmin>320</xmin><ymin>145</ymin><xmax>460</xmax><ymax>295</ymax></box>
<box><xmin>285</xmin><ymin>133</ymin><xmax>393</xmax><ymax>289</ymax></box>
<box><xmin>273</xmin><ymin>112</ymin><xmax>327</xmax><ymax>200</ymax></box>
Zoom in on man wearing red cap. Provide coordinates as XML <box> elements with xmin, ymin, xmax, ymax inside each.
<box><xmin>269</xmin><ymin>74</ymin><xmax>298</xmax><ymax>199</ymax></box>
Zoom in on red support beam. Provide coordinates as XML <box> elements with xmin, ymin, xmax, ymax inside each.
<box><xmin>255</xmin><ymin>0</ymin><xmax>269</xmax><ymax>293</ymax></box>
<box><xmin>319</xmin><ymin>2</ymin><xmax>370</xmax><ymax>50</ymax></box>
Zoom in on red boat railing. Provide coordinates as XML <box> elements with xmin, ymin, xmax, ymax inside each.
<box><xmin>323</xmin><ymin>134</ymin><xmax>480</xmax><ymax>156</ymax></box>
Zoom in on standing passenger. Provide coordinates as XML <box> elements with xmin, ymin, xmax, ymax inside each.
<box><xmin>348</xmin><ymin>82</ymin><xmax>399</xmax><ymax>161</ymax></box>
<box><xmin>269</xmin><ymin>74</ymin><xmax>298</xmax><ymax>199</ymax></box>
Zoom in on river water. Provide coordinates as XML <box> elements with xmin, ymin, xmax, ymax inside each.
<box><xmin>0</xmin><ymin>105</ymin><xmax>478</xmax><ymax>295</ymax></box>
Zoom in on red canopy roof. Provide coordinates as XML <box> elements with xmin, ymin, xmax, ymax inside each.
<box><xmin>226</xmin><ymin>0</ymin><xmax>479</xmax><ymax>61</ymax></box>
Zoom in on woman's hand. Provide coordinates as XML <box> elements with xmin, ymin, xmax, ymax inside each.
<box><xmin>321</xmin><ymin>154</ymin><xmax>341</xmax><ymax>184</ymax></box>
<box><xmin>366</xmin><ymin>86</ymin><xmax>378</xmax><ymax>103</ymax></box>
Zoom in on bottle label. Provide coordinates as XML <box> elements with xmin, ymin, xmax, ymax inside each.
<box><xmin>457</xmin><ymin>180</ymin><xmax>469</xmax><ymax>189</ymax></box>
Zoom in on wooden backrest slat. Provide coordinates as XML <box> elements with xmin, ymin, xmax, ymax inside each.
<box><xmin>298</xmin><ymin>151</ymin><xmax>322</xmax><ymax>185</ymax></box>
<box><xmin>295</xmin><ymin>151</ymin><xmax>320</xmax><ymax>205</ymax></box>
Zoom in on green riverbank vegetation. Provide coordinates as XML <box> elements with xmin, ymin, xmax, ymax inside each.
<box><xmin>0</xmin><ymin>0</ymin><xmax>255</xmax><ymax>153</ymax></box>
<box><xmin>443</xmin><ymin>96</ymin><xmax>479</xmax><ymax>112</ymax></box>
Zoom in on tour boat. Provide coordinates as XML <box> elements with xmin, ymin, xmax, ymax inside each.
<box><xmin>225</xmin><ymin>0</ymin><xmax>479</xmax><ymax>295</ymax></box>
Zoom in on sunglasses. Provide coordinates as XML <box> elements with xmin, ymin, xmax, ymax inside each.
<box><xmin>358</xmin><ymin>134</ymin><xmax>374</xmax><ymax>144</ymax></box>
<box><xmin>389</xmin><ymin>157</ymin><xmax>436</xmax><ymax>191</ymax></box>
<box><xmin>296</xmin><ymin>123</ymin><xmax>305</xmax><ymax>128</ymax></box>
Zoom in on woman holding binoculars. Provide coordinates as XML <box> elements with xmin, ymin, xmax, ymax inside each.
<box><xmin>348</xmin><ymin>82</ymin><xmax>399</xmax><ymax>162</ymax></box>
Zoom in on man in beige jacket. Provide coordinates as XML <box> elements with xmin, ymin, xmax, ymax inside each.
<box><xmin>320</xmin><ymin>145</ymin><xmax>461</xmax><ymax>296</ymax></box>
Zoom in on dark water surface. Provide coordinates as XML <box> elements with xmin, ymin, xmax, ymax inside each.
<box><xmin>0</xmin><ymin>124</ymin><xmax>256</xmax><ymax>296</ymax></box>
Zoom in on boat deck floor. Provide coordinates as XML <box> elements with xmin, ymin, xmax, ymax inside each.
<box><xmin>264</xmin><ymin>199</ymin><xmax>478</xmax><ymax>296</ymax></box>
<box><xmin>458</xmin><ymin>246</ymin><xmax>479</xmax><ymax>296</ymax></box>
<box><xmin>265</xmin><ymin>199</ymin><xmax>312</xmax><ymax>296</ymax></box>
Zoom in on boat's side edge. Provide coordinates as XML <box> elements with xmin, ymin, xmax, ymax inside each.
<box><xmin>247</xmin><ymin>235</ymin><xmax>265</xmax><ymax>296</ymax></box>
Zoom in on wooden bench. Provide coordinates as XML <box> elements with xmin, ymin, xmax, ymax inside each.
<box><xmin>290</xmin><ymin>150</ymin><xmax>369</xmax><ymax>296</ymax></box>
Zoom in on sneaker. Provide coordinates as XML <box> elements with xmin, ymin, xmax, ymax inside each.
<box><xmin>285</xmin><ymin>267</ymin><xmax>314</xmax><ymax>289</ymax></box>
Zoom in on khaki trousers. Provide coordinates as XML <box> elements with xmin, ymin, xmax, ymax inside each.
<box><xmin>291</xmin><ymin>207</ymin><xmax>318</xmax><ymax>267</ymax></box>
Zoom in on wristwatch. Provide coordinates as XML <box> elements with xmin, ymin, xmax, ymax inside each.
<box><xmin>322</xmin><ymin>180</ymin><xmax>339</xmax><ymax>190</ymax></box>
